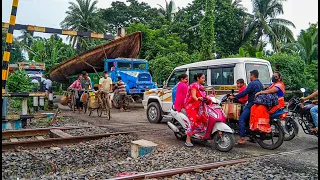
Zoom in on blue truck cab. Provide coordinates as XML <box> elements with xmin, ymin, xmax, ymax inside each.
<box><xmin>105</xmin><ymin>58</ymin><xmax>157</xmax><ymax>98</ymax></box>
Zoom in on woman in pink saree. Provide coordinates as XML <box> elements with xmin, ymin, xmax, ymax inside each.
<box><xmin>185</xmin><ymin>73</ymin><xmax>209</xmax><ymax>147</ymax></box>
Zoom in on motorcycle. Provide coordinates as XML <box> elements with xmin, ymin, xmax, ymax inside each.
<box><xmin>286</xmin><ymin>95</ymin><xmax>318</xmax><ymax>138</ymax></box>
<box><xmin>168</xmin><ymin>97</ymin><xmax>235</xmax><ymax>152</ymax></box>
<box><xmin>221</xmin><ymin>90</ymin><xmax>285</xmax><ymax>150</ymax></box>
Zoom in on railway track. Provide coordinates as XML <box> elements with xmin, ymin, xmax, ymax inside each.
<box><xmin>2</xmin><ymin>124</ymin><xmax>167</xmax><ymax>152</ymax></box>
<box><xmin>111</xmin><ymin>146</ymin><xmax>318</xmax><ymax>180</ymax></box>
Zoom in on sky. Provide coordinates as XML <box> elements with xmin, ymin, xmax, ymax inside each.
<box><xmin>2</xmin><ymin>0</ymin><xmax>318</xmax><ymax>46</ymax></box>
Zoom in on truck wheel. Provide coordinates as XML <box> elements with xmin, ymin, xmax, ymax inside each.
<box><xmin>147</xmin><ymin>102</ymin><xmax>163</xmax><ymax>123</ymax></box>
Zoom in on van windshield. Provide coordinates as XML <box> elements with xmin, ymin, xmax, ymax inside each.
<box><xmin>167</xmin><ymin>70</ymin><xmax>186</xmax><ymax>87</ymax></box>
<box><xmin>245</xmin><ymin>63</ymin><xmax>271</xmax><ymax>84</ymax></box>
<box><xmin>118</xmin><ymin>62</ymin><xmax>132</xmax><ymax>70</ymax></box>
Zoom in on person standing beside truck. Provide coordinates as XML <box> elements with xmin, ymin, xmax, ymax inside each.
<box><xmin>114</xmin><ymin>76</ymin><xmax>128</xmax><ymax>112</ymax></box>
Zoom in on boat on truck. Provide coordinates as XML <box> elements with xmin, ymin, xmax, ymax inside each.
<box><xmin>68</xmin><ymin>58</ymin><xmax>158</xmax><ymax>101</ymax></box>
<box><xmin>142</xmin><ymin>58</ymin><xmax>273</xmax><ymax>123</ymax></box>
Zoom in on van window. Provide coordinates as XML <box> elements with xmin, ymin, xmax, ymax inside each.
<box><xmin>167</xmin><ymin>70</ymin><xmax>186</xmax><ymax>87</ymax></box>
<box><xmin>211</xmin><ymin>67</ymin><xmax>234</xmax><ymax>85</ymax></box>
<box><xmin>189</xmin><ymin>68</ymin><xmax>207</xmax><ymax>85</ymax></box>
<box><xmin>118</xmin><ymin>62</ymin><xmax>132</xmax><ymax>70</ymax></box>
<box><xmin>107</xmin><ymin>62</ymin><xmax>114</xmax><ymax>71</ymax></box>
<box><xmin>245</xmin><ymin>63</ymin><xmax>270</xmax><ymax>84</ymax></box>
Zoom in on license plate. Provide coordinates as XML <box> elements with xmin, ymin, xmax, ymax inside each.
<box><xmin>130</xmin><ymin>89</ymin><xmax>140</xmax><ymax>93</ymax></box>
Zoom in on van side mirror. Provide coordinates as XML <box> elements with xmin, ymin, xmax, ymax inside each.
<box><xmin>163</xmin><ymin>81</ymin><xmax>167</xmax><ymax>88</ymax></box>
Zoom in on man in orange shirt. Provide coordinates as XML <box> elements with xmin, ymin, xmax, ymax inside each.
<box><xmin>235</xmin><ymin>79</ymin><xmax>248</xmax><ymax>104</ymax></box>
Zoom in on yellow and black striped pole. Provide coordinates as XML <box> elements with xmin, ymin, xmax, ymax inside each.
<box><xmin>2</xmin><ymin>0</ymin><xmax>19</xmax><ymax>94</ymax></box>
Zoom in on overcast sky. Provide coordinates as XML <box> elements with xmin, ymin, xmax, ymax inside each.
<box><xmin>2</xmin><ymin>0</ymin><xmax>318</xmax><ymax>43</ymax></box>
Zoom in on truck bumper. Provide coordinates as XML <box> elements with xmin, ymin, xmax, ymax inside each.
<box><xmin>142</xmin><ymin>100</ymin><xmax>148</xmax><ymax>109</ymax></box>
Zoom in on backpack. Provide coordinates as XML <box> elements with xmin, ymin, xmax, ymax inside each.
<box><xmin>172</xmin><ymin>83</ymin><xmax>179</xmax><ymax>104</ymax></box>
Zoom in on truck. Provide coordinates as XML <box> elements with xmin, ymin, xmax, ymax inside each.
<box><xmin>68</xmin><ymin>58</ymin><xmax>158</xmax><ymax>101</ymax></box>
<box><xmin>9</xmin><ymin>62</ymin><xmax>46</xmax><ymax>83</ymax></box>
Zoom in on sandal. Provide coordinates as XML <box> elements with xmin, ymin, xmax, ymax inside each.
<box><xmin>236</xmin><ymin>138</ymin><xmax>246</xmax><ymax>145</ymax></box>
<box><xmin>185</xmin><ymin>142</ymin><xmax>194</xmax><ymax>147</ymax></box>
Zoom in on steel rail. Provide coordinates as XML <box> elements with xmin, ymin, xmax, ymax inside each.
<box><xmin>2</xmin><ymin>130</ymin><xmax>156</xmax><ymax>151</ymax></box>
<box><xmin>110</xmin><ymin>147</ymin><xmax>318</xmax><ymax>180</ymax></box>
<box><xmin>2</xmin><ymin>126</ymin><xmax>93</xmax><ymax>139</ymax></box>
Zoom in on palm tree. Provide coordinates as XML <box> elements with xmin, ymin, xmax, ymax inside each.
<box><xmin>245</xmin><ymin>0</ymin><xmax>295</xmax><ymax>52</ymax></box>
<box><xmin>281</xmin><ymin>30</ymin><xmax>318</xmax><ymax>65</ymax></box>
<box><xmin>60</xmin><ymin>0</ymin><xmax>106</xmax><ymax>49</ymax></box>
<box><xmin>158</xmin><ymin>0</ymin><xmax>176</xmax><ymax>23</ymax></box>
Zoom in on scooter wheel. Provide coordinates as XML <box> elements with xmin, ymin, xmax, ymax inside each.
<box><xmin>213</xmin><ymin>132</ymin><xmax>235</xmax><ymax>152</ymax></box>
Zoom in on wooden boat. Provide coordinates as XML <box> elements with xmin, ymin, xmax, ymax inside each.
<box><xmin>49</xmin><ymin>31</ymin><xmax>142</xmax><ymax>83</ymax></box>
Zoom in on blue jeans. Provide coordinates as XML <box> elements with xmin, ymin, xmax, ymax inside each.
<box><xmin>310</xmin><ymin>105</ymin><xmax>318</xmax><ymax>127</ymax></box>
<box><xmin>239</xmin><ymin>105</ymin><xmax>251</xmax><ymax>137</ymax></box>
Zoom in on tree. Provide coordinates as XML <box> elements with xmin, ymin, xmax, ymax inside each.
<box><xmin>150</xmin><ymin>51</ymin><xmax>200</xmax><ymax>83</ymax></box>
<box><xmin>158</xmin><ymin>0</ymin><xmax>176</xmax><ymax>23</ymax></box>
<box><xmin>127</xmin><ymin>23</ymin><xmax>188</xmax><ymax>60</ymax></box>
<box><xmin>267</xmin><ymin>53</ymin><xmax>306</xmax><ymax>90</ymax></box>
<box><xmin>99</xmin><ymin>0</ymin><xmax>160</xmax><ymax>33</ymax></box>
<box><xmin>171</xmin><ymin>0</ymin><xmax>245</xmax><ymax>57</ymax></box>
<box><xmin>2</xmin><ymin>30</ymin><xmax>25</xmax><ymax>64</ymax></box>
<box><xmin>246</xmin><ymin>0</ymin><xmax>295</xmax><ymax>51</ymax></box>
<box><xmin>60</xmin><ymin>0</ymin><xmax>106</xmax><ymax>49</ymax></box>
<box><xmin>281</xmin><ymin>24</ymin><xmax>318</xmax><ymax>65</ymax></box>
<box><xmin>200</xmin><ymin>0</ymin><xmax>215</xmax><ymax>61</ymax></box>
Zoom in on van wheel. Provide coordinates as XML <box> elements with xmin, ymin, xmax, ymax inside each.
<box><xmin>147</xmin><ymin>102</ymin><xmax>163</xmax><ymax>123</ymax></box>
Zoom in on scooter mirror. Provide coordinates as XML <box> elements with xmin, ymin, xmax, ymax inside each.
<box><xmin>300</xmin><ymin>88</ymin><xmax>306</xmax><ymax>93</ymax></box>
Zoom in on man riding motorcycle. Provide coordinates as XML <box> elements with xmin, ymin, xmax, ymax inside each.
<box><xmin>301</xmin><ymin>90</ymin><xmax>318</xmax><ymax>132</ymax></box>
<box><xmin>229</xmin><ymin>70</ymin><xmax>263</xmax><ymax>145</ymax></box>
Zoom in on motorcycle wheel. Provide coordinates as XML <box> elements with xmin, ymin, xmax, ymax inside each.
<box><xmin>213</xmin><ymin>132</ymin><xmax>235</xmax><ymax>152</ymax></box>
<box><xmin>256</xmin><ymin>120</ymin><xmax>284</xmax><ymax>150</ymax></box>
<box><xmin>283</xmin><ymin>117</ymin><xmax>299</xmax><ymax>141</ymax></box>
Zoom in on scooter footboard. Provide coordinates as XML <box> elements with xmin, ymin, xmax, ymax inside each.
<box><xmin>212</xmin><ymin>122</ymin><xmax>233</xmax><ymax>134</ymax></box>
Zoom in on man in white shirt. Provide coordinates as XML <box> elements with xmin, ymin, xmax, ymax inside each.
<box><xmin>98</xmin><ymin>71</ymin><xmax>112</xmax><ymax>104</ymax></box>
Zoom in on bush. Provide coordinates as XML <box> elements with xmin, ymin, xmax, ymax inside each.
<box><xmin>149</xmin><ymin>51</ymin><xmax>201</xmax><ymax>84</ymax></box>
<box><xmin>304</xmin><ymin>61</ymin><xmax>318</xmax><ymax>91</ymax></box>
<box><xmin>7</xmin><ymin>70</ymin><xmax>36</xmax><ymax>92</ymax></box>
<box><xmin>266</xmin><ymin>53</ymin><xmax>306</xmax><ymax>90</ymax></box>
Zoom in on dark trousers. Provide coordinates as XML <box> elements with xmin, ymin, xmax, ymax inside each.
<box><xmin>76</xmin><ymin>91</ymin><xmax>83</xmax><ymax>108</ymax></box>
<box><xmin>239</xmin><ymin>105</ymin><xmax>251</xmax><ymax>137</ymax></box>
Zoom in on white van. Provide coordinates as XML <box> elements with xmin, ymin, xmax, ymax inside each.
<box><xmin>142</xmin><ymin>58</ymin><xmax>273</xmax><ymax>123</ymax></box>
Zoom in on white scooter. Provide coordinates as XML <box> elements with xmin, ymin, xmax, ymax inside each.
<box><xmin>168</xmin><ymin>96</ymin><xmax>235</xmax><ymax>152</ymax></box>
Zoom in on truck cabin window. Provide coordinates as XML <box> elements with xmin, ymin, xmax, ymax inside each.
<box><xmin>107</xmin><ymin>62</ymin><xmax>115</xmax><ymax>71</ymax></box>
<box><xmin>245</xmin><ymin>63</ymin><xmax>270</xmax><ymax>85</ymax></box>
<box><xmin>167</xmin><ymin>70</ymin><xmax>186</xmax><ymax>87</ymax></box>
<box><xmin>118</xmin><ymin>62</ymin><xmax>132</xmax><ymax>70</ymax></box>
<box><xmin>133</xmin><ymin>63</ymin><xmax>147</xmax><ymax>70</ymax></box>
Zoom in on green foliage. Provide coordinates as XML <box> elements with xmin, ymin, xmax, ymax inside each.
<box><xmin>99</xmin><ymin>0</ymin><xmax>160</xmax><ymax>33</ymax></box>
<box><xmin>304</xmin><ymin>61</ymin><xmax>318</xmax><ymax>91</ymax></box>
<box><xmin>245</xmin><ymin>0</ymin><xmax>295</xmax><ymax>51</ymax></box>
<box><xmin>2</xmin><ymin>30</ymin><xmax>25</xmax><ymax>63</ymax></box>
<box><xmin>60</xmin><ymin>0</ymin><xmax>106</xmax><ymax>49</ymax></box>
<box><xmin>266</xmin><ymin>53</ymin><xmax>306</xmax><ymax>90</ymax></box>
<box><xmin>7</xmin><ymin>70</ymin><xmax>35</xmax><ymax>92</ymax></box>
<box><xmin>149</xmin><ymin>51</ymin><xmax>201</xmax><ymax>83</ymax></box>
<box><xmin>200</xmin><ymin>0</ymin><xmax>215</xmax><ymax>61</ymax></box>
<box><xmin>127</xmin><ymin>23</ymin><xmax>188</xmax><ymax>60</ymax></box>
<box><xmin>27</xmin><ymin>35</ymin><xmax>76</xmax><ymax>76</ymax></box>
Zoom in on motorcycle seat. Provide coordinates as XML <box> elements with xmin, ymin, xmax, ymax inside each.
<box><xmin>270</xmin><ymin>109</ymin><xmax>285</xmax><ymax>119</ymax></box>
